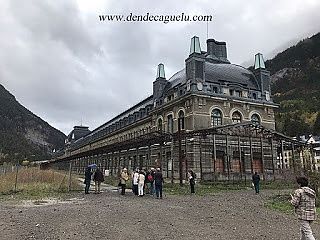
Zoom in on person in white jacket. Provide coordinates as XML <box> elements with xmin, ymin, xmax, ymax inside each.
<box><xmin>132</xmin><ymin>169</ymin><xmax>139</xmax><ymax>195</ymax></box>
<box><xmin>138</xmin><ymin>170</ymin><xmax>145</xmax><ymax>197</ymax></box>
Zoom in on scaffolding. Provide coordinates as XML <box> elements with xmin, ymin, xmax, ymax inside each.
<box><xmin>49</xmin><ymin>123</ymin><xmax>307</xmax><ymax>182</ymax></box>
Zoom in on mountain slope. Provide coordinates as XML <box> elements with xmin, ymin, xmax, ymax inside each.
<box><xmin>0</xmin><ymin>84</ymin><xmax>66</xmax><ymax>163</ymax></box>
<box><xmin>266</xmin><ymin>32</ymin><xmax>320</xmax><ymax>136</ymax></box>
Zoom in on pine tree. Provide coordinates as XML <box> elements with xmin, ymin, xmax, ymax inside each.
<box><xmin>313</xmin><ymin>112</ymin><xmax>320</xmax><ymax>135</ymax></box>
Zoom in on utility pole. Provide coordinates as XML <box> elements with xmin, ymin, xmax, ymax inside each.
<box><xmin>170</xmin><ymin>134</ymin><xmax>174</xmax><ymax>184</ymax></box>
<box><xmin>178</xmin><ymin>120</ymin><xmax>183</xmax><ymax>186</ymax></box>
<box><xmin>14</xmin><ymin>153</ymin><xmax>19</xmax><ymax>193</ymax></box>
<box><xmin>68</xmin><ymin>161</ymin><xmax>72</xmax><ymax>192</ymax></box>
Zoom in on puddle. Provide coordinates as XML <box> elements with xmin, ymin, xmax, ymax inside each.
<box><xmin>19</xmin><ymin>198</ymin><xmax>84</xmax><ymax>207</ymax></box>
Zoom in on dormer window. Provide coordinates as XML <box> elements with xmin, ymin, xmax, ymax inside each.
<box><xmin>212</xmin><ymin>86</ymin><xmax>218</xmax><ymax>93</ymax></box>
<box><xmin>235</xmin><ymin>90</ymin><xmax>242</xmax><ymax>97</ymax></box>
<box><xmin>265</xmin><ymin>91</ymin><xmax>270</xmax><ymax>101</ymax></box>
<box><xmin>252</xmin><ymin>93</ymin><xmax>257</xmax><ymax>99</ymax></box>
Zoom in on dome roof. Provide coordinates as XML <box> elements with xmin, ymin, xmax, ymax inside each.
<box><xmin>168</xmin><ymin>62</ymin><xmax>260</xmax><ymax>90</ymax></box>
<box><xmin>168</xmin><ymin>69</ymin><xmax>186</xmax><ymax>88</ymax></box>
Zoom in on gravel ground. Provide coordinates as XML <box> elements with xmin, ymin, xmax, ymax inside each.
<box><xmin>0</xmin><ymin>188</ymin><xmax>319</xmax><ymax>240</ymax></box>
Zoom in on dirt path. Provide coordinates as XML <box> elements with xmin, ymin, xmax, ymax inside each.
<box><xmin>0</xmin><ymin>189</ymin><xmax>319</xmax><ymax>240</ymax></box>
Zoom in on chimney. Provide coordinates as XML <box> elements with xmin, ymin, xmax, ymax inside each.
<box><xmin>254</xmin><ymin>53</ymin><xmax>266</xmax><ymax>69</ymax></box>
<box><xmin>253</xmin><ymin>53</ymin><xmax>271</xmax><ymax>100</ymax></box>
<box><xmin>206</xmin><ymin>39</ymin><xmax>229</xmax><ymax>63</ymax></box>
<box><xmin>156</xmin><ymin>63</ymin><xmax>165</xmax><ymax>79</ymax></box>
<box><xmin>189</xmin><ymin>36</ymin><xmax>201</xmax><ymax>55</ymax></box>
<box><xmin>185</xmin><ymin>36</ymin><xmax>205</xmax><ymax>91</ymax></box>
<box><xmin>153</xmin><ymin>63</ymin><xmax>168</xmax><ymax>101</ymax></box>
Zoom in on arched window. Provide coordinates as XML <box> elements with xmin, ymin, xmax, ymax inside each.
<box><xmin>157</xmin><ymin>119</ymin><xmax>163</xmax><ymax>132</ymax></box>
<box><xmin>211</xmin><ymin>109</ymin><xmax>222</xmax><ymax>126</ymax></box>
<box><xmin>232</xmin><ymin>111</ymin><xmax>242</xmax><ymax>123</ymax></box>
<box><xmin>251</xmin><ymin>114</ymin><xmax>260</xmax><ymax>125</ymax></box>
<box><xmin>178</xmin><ymin>110</ymin><xmax>185</xmax><ymax>130</ymax></box>
<box><xmin>167</xmin><ymin>115</ymin><xmax>173</xmax><ymax>133</ymax></box>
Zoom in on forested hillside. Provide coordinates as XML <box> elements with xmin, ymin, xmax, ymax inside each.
<box><xmin>267</xmin><ymin>32</ymin><xmax>320</xmax><ymax>136</ymax></box>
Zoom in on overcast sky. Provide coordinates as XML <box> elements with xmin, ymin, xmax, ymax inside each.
<box><xmin>0</xmin><ymin>0</ymin><xmax>320</xmax><ymax>135</ymax></box>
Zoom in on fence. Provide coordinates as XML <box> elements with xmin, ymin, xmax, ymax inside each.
<box><xmin>0</xmin><ymin>163</ymin><xmax>81</xmax><ymax>194</ymax></box>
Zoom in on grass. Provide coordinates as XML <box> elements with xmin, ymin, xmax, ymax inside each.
<box><xmin>0</xmin><ymin>167</ymin><xmax>82</xmax><ymax>201</ymax></box>
<box><xmin>265</xmin><ymin>194</ymin><xmax>294</xmax><ymax>214</ymax></box>
<box><xmin>165</xmin><ymin>181</ymin><xmax>249</xmax><ymax>196</ymax></box>
<box><xmin>104</xmin><ymin>175</ymin><xmax>250</xmax><ymax>195</ymax></box>
<box><xmin>104</xmin><ymin>175</ymin><xmax>121</xmax><ymax>187</ymax></box>
<box><xmin>265</xmin><ymin>193</ymin><xmax>320</xmax><ymax>215</ymax></box>
<box><xmin>260</xmin><ymin>180</ymin><xmax>295</xmax><ymax>190</ymax></box>
<box><xmin>104</xmin><ymin>176</ymin><xmax>298</xmax><ymax>196</ymax></box>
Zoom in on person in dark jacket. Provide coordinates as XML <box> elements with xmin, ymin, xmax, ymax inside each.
<box><xmin>252</xmin><ymin>172</ymin><xmax>260</xmax><ymax>194</ymax></box>
<box><xmin>93</xmin><ymin>168</ymin><xmax>104</xmax><ymax>194</ymax></box>
<box><xmin>188</xmin><ymin>170</ymin><xmax>196</xmax><ymax>194</ymax></box>
<box><xmin>84</xmin><ymin>167</ymin><xmax>92</xmax><ymax>194</ymax></box>
<box><xmin>154</xmin><ymin>168</ymin><xmax>164</xmax><ymax>199</ymax></box>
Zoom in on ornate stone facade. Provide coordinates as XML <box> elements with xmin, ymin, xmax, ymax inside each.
<box><xmin>61</xmin><ymin>36</ymin><xmax>282</xmax><ymax>180</ymax></box>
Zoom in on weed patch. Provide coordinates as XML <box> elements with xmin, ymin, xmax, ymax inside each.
<box><xmin>0</xmin><ymin>168</ymin><xmax>81</xmax><ymax>201</ymax></box>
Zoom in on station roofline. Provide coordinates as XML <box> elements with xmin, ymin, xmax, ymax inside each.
<box><xmin>90</xmin><ymin>95</ymin><xmax>154</xmax><ymax>134</ymax></box>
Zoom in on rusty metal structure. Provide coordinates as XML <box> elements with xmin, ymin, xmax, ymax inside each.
<box><xmin>50</xmin><ymin>122</ymin><xmax>305</xmax><ymax>182</ymax></box>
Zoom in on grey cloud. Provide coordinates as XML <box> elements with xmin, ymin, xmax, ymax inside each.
<box><xmin>8</xmin><ymin>0</ymin><xmax>99</xmax><ymax>59</ymax></box>
<box><xmin>0</xmin><ymin>0</ymin><xmax>320</xmax><ymax>135</ymax></box>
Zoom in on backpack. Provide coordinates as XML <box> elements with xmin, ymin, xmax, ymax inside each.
<box><xmin>148</xmin><ymin>174</ymin><xmax>154</xmax><ymax>182</ymax></box>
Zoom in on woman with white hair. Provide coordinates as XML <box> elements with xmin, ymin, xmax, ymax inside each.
<box><xmin>119</xmin><ymin>168</ymin><xmax>129</xmax><ymax>195</ymax></box>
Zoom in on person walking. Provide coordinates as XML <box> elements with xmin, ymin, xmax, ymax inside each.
<box><xmin>154</xmin><ymin>168</ymin><xmax>164</xmax><ymax>199</ymax></box>
<box><xmin>133</xmin><ymin>169</ymin><xmax>139</xmax><ymax>196</ymax></box>
<box><xmin>119</xmin><ymin>168</ymin><xmax>129</xmax><ymax>195</ymax></box>
<box><xmin>150</xmin><ymin>168</ymin><xmax>156</xmax><ymax>195</ymax></box>
<box><xmin>145</xmin><ymin>170</ymin><xmax>151</xmax><ymax>194</ymax></box>
<box><xmin>84</xmin><ymin>166</ymin><xmax>92</xmax><ymax>194</ymax></box>
<box><xmin>93</xmin><ymin>168</ymin><xmax>104</xmax><ymax>194</ymax></box>
<box><xmin>138</xmin><ymin>170</ymin><xmax>145</xmax><ymax>196</ymax></box>
<box><xmin>188</xmin><ymin>170</ymin><xmax>196</xmax><ymax>194</ymax></box>
<box><xmin>290</xmin><ymin>176</ymin><xmax>316</xmax><ymax>240</ymax></box>
<box><xmin>252</xmin><ymin>172</ymin><xmax>260</xmax><ymax>194</ymax></box>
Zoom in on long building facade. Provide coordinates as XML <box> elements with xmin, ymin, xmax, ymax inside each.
<box><xmin>55</xmin><ymin>36</ymin><xmax>304</xmax><ymax>181</ymax></box>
